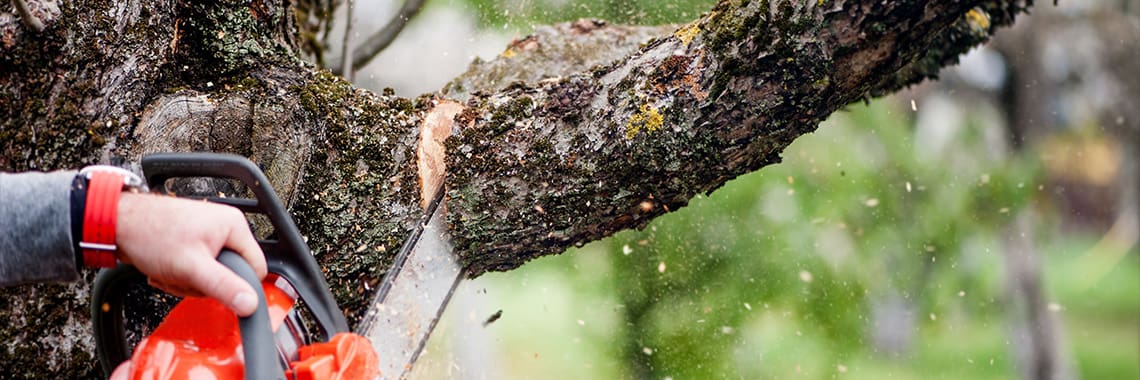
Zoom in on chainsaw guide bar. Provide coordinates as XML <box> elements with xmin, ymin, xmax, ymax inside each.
<box><xmin>357</xmin><ymin>186</ymin><xmax>464</xmax><ymax>379</ymax></box>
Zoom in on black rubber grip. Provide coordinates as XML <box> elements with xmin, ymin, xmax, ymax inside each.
<box><xmin>217</xmin><ymin>250</ymin><xmax>284</xmax><ymax>380</ymax></box>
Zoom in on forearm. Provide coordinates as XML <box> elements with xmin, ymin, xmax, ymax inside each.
<box><xmin>0</xmin><ymin>171</ymin><xmax>80</xmax><ymax>285</ymax></box>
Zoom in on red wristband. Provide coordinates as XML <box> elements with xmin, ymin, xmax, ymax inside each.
<box><xmin>81</xmin><ymin>170</ymin><xmax>125</xmax><ymax>268</ymax></box>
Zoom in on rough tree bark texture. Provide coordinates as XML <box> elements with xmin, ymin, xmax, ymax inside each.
<box><xmin>0</xmin><ymin>0</ymin><xmax>1030</xmax><ymax>377</ymax></box>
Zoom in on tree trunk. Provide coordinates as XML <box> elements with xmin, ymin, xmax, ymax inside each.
<box><xmin>0</xmin><ymin>0</ymin><xmax>1031</xmax><ymax>376</ymax></box>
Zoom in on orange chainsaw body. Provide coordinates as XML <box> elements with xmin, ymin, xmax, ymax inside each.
<box><xmin>120</xmin><ymin>277</ymin><xmax>378</xmax><ymax>380</ymax></box>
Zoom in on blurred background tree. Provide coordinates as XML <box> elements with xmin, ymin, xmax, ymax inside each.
<box><xmin>313</xmin><ymin>0</ymin><xmax>1138</xmax><ymax>378</ymax></box>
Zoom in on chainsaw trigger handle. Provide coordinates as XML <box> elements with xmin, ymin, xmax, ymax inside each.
<box><xmin>91</xmin><ymin>250</ymin><xmax>284</xmax><ymax>380</ymax></box>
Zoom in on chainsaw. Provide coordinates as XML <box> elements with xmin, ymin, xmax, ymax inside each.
<box><xmin>91</xmin><ymin>153</ymin><xmax>465</xmax><ymax>379</ymax></box>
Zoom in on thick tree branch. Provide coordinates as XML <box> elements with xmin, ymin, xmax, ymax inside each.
<box><xmin>442</xmin><ymin>20</ymin><xmax>677</xmax><ymax>99</ymax></box>
<box><xmin>445</xmin><ymin>0</ymin><xmax>1031</xmax><ymax>275</ymax></box>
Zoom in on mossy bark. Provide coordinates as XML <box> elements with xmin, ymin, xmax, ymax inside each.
<box><xmin>0</xmin><ymin>0</ymin><xmax>1029</xmax><ymax>376</ymax></box>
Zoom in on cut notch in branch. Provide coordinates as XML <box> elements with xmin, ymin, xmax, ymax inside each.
<box><xmin>418</xmin><ymin>100</ymin><xmax>463</xmax><ymax>210</ymax></box>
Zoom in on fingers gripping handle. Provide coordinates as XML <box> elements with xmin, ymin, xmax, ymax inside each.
<box><xmin>141</xmin><ymin>153</ymin><xmax>350</xmax><ymax>336</ymax></box>
<box><xmin>217</xmin><ymin>249</ymin><xmax>284</xmax><ymax>380</ymax></box>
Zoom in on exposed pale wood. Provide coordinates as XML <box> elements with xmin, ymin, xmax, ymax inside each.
<box><xmin>419</xmin><ymin>101</ymin><xmax>463</xmax><ymax>209</ymax></box>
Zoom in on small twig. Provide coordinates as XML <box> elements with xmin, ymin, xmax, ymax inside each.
<box><xmin>12</xmin><ymin>0</ymin><xmax>45</xmax><ymax>32</ymax></box>
<box><xmin>334</xmin><ymin>0</ymin><xmax>427</xmax><ymax>74</ymax></box>
<box><xmin>339</xmin><ymin>0</ymin><xmax>356</xmax><ymax>81</ymax></box>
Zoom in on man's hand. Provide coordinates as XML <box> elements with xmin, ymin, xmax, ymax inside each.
<box><xmin>114</xmin><ymin>192</ymin><xmax>267</xmax><ymax>317</ymax></box>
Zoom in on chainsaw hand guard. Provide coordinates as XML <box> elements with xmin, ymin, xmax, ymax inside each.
<box><xmin>140</xmin><ymin>153</ymin><xmax>348</xmax><ymax>335</ymax></box>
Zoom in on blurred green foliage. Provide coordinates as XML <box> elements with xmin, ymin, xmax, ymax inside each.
<box><xmin>598</xmin><ymin>99</ymin><xmax>1042</xmax><ymax>378</ymax></box>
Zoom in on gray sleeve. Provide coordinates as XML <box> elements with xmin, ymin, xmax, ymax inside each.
<box><xmin>0</xmin><ymin>171</ymin><xmax>80</xmax><ymax>286</ymax></box>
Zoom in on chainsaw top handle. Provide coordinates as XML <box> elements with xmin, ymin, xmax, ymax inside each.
<box><xmin>141</xmin><ymin>153</ymin><xmax>349</xmax><ymax>336</ymax></box>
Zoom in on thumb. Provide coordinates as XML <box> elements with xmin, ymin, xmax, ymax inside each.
<box><xmin>183</xmin><ymin>256</ymin><xmax>261</xmax><ymax>317</ymax></box>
